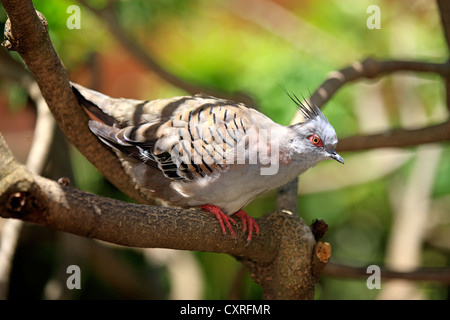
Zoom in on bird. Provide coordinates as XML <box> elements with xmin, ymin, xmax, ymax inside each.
<box><xmin>71</xmin><ymin>82</ymin><xmax>343</xmax><ymax>245</ymax></box>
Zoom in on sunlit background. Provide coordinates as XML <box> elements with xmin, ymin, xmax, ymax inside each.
<box><xmin>0</xmin><ymin>0</ymin><xmax>448</xmax><ymax>299</ymax></box>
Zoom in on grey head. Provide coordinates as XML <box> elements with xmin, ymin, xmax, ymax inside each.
<box><xmin>286</xmin><ymin>93</ymin><xmax>344</xmax><ymax>165</ymax></box>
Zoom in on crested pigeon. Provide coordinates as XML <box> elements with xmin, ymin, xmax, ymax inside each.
<box><xmin>72</xmin><ymin>83</ymin><xmax>343</xmax><ymax>245</ymax></box>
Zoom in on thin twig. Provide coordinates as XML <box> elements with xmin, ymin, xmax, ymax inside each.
<box><xmin>291</xmin><ymin>58</ymin><xmax>450</xmax><ymax>124</ymax></box>
<box><xmin>0</xmin><ymin>219</ymin><xmax>22</xmax><ymax>299</ymax></box>
<box><xmin>337</xmin><ymin>120</ymin><xmax>450</xmax><ymax>152</ymax></box>
<box><xmin>275</xmin><ymin>178</ymin><xmax>298</xmax><ymax>214</ymax></box>
<box><xmin>437</xmin><ymin>0</ymin><xmax>450</xmax><ymax>52</ymax></box>
<box><xmin>379</xmin><ymin>145</ymin><xmax>442</xmax><ymax>299</ymax></box>
<box><xmin>437</xmin><ymin>0</ymin><xmax>450</xmax><ymax>112</ymax></box>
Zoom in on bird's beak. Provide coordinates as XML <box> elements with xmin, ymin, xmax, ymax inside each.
<box><xmin>328</xmin><ymin>149</ymin><xmax>344</xmax><ymax>164</ymax></box>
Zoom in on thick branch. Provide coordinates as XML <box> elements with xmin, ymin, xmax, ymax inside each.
<box><xmin>0</xmin><ymin>0</ymin><xmax>147</xmax><ymax>204</ymax></box>
<box><xmin>0</xmin><ymin>134</ymin><xmax>274</xmax><ymax>260</ymax></box>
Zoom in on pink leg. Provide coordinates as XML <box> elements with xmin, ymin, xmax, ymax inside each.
<box><xmin>234</xmin><ymin>210</ymin><xmax>260</xmax><ymax>245</ymax></box>
<box><xmin>201</xmin><ymin>204</ymin><xmax>237</xmax><ymax>239</ymax></box>
<box><xmin>201</xmin><ymin>205</ymin><xmax>260</xmax><ymax>245</ymax></box>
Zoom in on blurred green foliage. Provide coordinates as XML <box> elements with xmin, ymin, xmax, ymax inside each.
<box><xmin>0</xmin><ymin>0</ymin><xmax>449</xmax><ymax>300</ymax></box>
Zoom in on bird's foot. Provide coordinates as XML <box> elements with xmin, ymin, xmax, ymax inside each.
<box><xmin>201</xmin><ymin>204</ymin><xmax>237</xmax><ymax>240</ymax></box>
<box><xmin>201</xmin><ymin>205</ymin><xmax>259</xmax><ymax>246</ymax></box>
<box><xmin>234</xmin><ymin>210</ymin><xmax>260</xmax><ymax>246</ymax></box>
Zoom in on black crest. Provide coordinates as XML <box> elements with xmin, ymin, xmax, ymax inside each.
<box><xmin>285</xmin><ymin>91</ymin><xmax>321</xmax><ymax>122</ymax></box>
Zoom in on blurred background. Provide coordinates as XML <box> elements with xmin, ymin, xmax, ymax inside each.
<box><xmin>0</xmin><ymin>0</ymin><xmax>448</xmax><ymax>299</ymax></box>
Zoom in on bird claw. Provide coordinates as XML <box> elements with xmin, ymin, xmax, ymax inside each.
<box><xmin>201</xmin><ymin>205</ymin><xmax>259</xmax><ymax>246</ymax></box>
<box><xmin>201</xmin><ymin>205</ymin><xmax>237</xmax><ymax>240</ymax></box>
<box><xmin>234</xmin><ymin>210</ymin><xmax>260</xmax><ymax>246</ymax></box>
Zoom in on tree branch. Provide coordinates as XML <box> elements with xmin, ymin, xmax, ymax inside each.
<box><xmin>275</xmin><ymin>178</ymin><xmax>298</xmax><ymax>214</ymax></box>
<box><xmin>437</xmin><ymin>0</ymin><xmax>450</xmax><ymax>113</ymax></box>
<box><xmin>0</xmin><ymin>134</ymin><xmax>265</xmax><ymax>255</ymax></box>
<box><xmin>437</xmin><ymin>0</ymin><xmax>450</xmax><ymax>52</ymax></box>
<box><xmin>0</xmin><ymin>0</ymin><xmax>148</xmax><ymax>204</ymax></box>
<box><xmin>291</xmin><ymin>58</ymin><xmax>450</xmax><ymax>125</ymax></box>
<box><xmin>337</xmin><ymin>120</ymin><xmax>450</xmax><ymax>152</ymax></box>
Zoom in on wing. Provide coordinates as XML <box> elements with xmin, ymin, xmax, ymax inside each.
<box><xmin>153</xmin><ymin>100</ymin><xmax>252</xmax><ymax>181</ymax></box>
<box><xmin>73</xmin><ymin>83</ymin><xmax>260</xmax><ymax>182</ymax></box>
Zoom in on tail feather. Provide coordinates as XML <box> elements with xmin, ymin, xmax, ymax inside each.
<box><xmin>88</xmin><ymin>121</ymin><xmax>138</xmax><ymax>157</ymax></box>
<box><xmin>71</xmin><ymin>82</ymin><xmax>117</xmax><ymax>125</ymax></box>
<box><xmin>88</xmin><ymin>120</ymin><xmax>158</xmax><ymax>167</ymax></box>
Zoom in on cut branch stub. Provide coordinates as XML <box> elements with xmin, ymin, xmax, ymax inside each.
<box><xmin>2</xmin><ymin>11</ymin><xmax>48</xmax><ymax>53</ymax></box>
<box><xmin>0</xmin><ymin>138</ymin><xmax>47</xmax><ymax>221</ymax></box>
<box><xmin>1</xmin><ymin>18</ymin><xmax>15</xmax><ymax>51</ymax></box>
<box><xmin>7</xmin><ymin>192</ymin><xmax>28</xmax><ymax>213</ymax></box>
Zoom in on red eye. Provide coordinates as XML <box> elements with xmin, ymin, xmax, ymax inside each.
<box><xmin>308</xmin><ymin>134</ymin><xmax>323</xmax><ymax>147</ymax></box>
